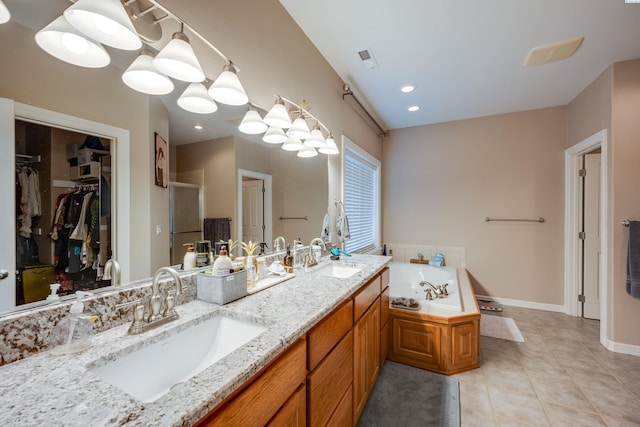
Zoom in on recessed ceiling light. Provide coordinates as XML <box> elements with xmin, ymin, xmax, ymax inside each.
<box><xmin>193</xmin><ymin>124</ymin><xmax>204</xmax><ymax>130</ymax></box>
<box><xmin>408</xmin><ymin>105</ymin><xmax>420</xmax><ymax>112</ymax></box>
<box><xmin>401</xmin><ymin>85</ymin><xmax>415</xmax><ymax>93</ymax></box>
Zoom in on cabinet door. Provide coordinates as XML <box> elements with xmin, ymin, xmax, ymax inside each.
<box><xmin>391</xmin><ymin>317</ymin><xmax>441</xmax><ymax>371</ymax></box>
<box><xmin>267</xmin><ymin>384</ymin><xmax>306</xmax><ymax>427</ymax></box>
<box><xmin>353</xmin><ymin>297</ymin><xmax>380</xmax><ymax>421</ymax></box>
<box><xmin>450</xmin><ymin>321</ymin><xmax>478</xmax><ymax>372</ymax></box>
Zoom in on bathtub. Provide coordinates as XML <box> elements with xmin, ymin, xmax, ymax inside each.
<box><xmin>388</xmin><ymin>261</ymin><xmax>463</xmax><ymax>312</ymax></box>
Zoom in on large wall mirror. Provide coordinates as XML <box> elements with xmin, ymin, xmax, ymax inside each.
<box><xmin>0</xmin><ymin>0</ymin><xmax>328</xmax><ymax>313</ymax></box>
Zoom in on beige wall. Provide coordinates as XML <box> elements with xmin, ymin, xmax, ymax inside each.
<box><xmin>0</xmin><ymin>20</ymin><xmax>169</xmax><ymax>281</ymax></box>
<box><xmin>384</xmin><ymin>107</ymin><xmax>567</xmax><ymax>305</ymax></box>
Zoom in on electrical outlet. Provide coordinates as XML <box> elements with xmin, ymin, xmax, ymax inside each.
<box><xmin>389</xmin><ymin>249</ymin><xmax>393</xmax><ymax>255</ymax></box>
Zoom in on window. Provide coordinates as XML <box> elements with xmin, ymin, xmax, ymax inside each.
<box><xmin>342</xmin><ymin>136</ymin><xmax>381</xmax><ymax>254</ymax></box>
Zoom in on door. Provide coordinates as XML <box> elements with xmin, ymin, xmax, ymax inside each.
<box><xmin>242</xmin><ymin>179</ymin><xmax>264</xmax><ymax>243</ymax></box>
<box><xmin>582</xmin><ymin>152</ymin><xmax>601</xmax><ymax>319</ymax></box>
<box><xmin>0</xmin><ymin>98</ymin><xmax>16</xmax><ymax>311</ymax></box>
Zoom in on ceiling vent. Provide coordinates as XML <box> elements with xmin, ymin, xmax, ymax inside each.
<box><xmin>358</xmin><ymin>49</ymin><xmax>378</xmax><ymax>70</ymax></box>
<box><xmin>524</xmin><ymin>36</ymin><xmax>584</xmax><ymax>67</ymax></box>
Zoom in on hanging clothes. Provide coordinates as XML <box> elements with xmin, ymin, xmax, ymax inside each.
<box><xmin>16</xmin><ymin>166</ymin><xmax>42</xmax><ymax>238</ymax></box>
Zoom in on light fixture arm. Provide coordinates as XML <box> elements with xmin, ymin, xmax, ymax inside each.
<box><xmin>279</xmin><ymin>96</ymin><xmax>331</xmax><ymax>135</ymax></box>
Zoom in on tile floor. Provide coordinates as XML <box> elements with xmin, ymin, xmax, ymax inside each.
<box><xmin>453</xmin><ymin>306</ymin><xmax>640</xmax><ymax>426</ymax></box>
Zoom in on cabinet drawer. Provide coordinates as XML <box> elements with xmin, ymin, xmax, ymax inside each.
<box><xmin>200</xmin><ymin>339</ymin><xmax>307</xmax><ymax>426</ymax></box>
<box><xmin>354</xmin><ymin>275</ymin><xmax>381</xmax><ymax>321</ymax></box>
<box><xmin>325</xmin><ymin>384</ymin><xmax>352</xmax><ymax>427</ymax></box>
<box><xmin>267</xmin><ymin>384</ymin><xmax>306</xmax><ymax>427</ymax></box>
<box><xmin>381</xmin><ymin>267</ymin><xmax>389</xmax><ymax>289</ymax></box>
<box><xmin>307</xmin><ymin>331</ymin><xmax>353</xmax><ymax>427</ymax></box>
<box><xmin>308</xmin><ymin>300</ymin><xmax>353</xmax><ymax>371</ymax></box>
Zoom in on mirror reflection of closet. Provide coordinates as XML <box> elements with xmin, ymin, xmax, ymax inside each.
<box><xmin>15</xmin><ymin>120</ymin><xmax>112</xmax><ymax>306</ymax></box>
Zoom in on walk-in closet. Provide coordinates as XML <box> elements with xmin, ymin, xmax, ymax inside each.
<box><xmin>15</xmin><ymin>120</ymin><xmax>112</xmax><ymax>305</ymax></box>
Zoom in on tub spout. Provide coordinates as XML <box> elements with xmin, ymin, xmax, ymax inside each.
<box><xmin>419</xmin><ymin>281</ymin><xmax>446</xmax><ymax>299</ymax></box>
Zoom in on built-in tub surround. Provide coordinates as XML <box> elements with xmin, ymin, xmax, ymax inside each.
<box><xmin>389</xmin><ymin>262</ymin><xmax>462</xmax><ymax>312</ymax></box>
<box><xmin>0</xmin><ymin>254</ymin><xmax>391</xmax><ymax>426</ymax></box>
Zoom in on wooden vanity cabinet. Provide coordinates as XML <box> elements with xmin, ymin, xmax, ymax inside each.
<box><xmin>307</xmin><ymin>301</ymin><xmax>354</xmax><ymax>427</ymax></box>
<box><xmin>380</xmin><ymin>269</ymin><xmax>390</xmax><ymax>362</ymax></box>
<box><xmin>196</xmin><ymin>339</ymin><xmax>307</xmax><ymax>427</ymax></box>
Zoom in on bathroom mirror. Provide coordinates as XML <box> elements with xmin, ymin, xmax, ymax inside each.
<box><xmin>0</xmin><ymin>0</ymin><xmax>328</xmax><ymax>314</ymax></box>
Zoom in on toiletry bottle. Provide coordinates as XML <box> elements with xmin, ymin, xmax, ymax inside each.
<box><xmin>46</xmin><ymin>283</ymin><xmax>61</xmax><ymax>301</ymax></box>
<box><xmin>212</xmin><ymin>245</ymin><xmax>232</xmax><ymax>276</ymax></box>
<box><xmin>284</xmin><ymin>245</ymin><xmax>293</xmax><ymax>273</ymax></box>
<box><xmin>183</xmin><ymin>243</ymin><xmax>196</xmax><ymax>270</ymax></box>
<box><xmin>50</xmin><ymin>291</ymin><xmax>97</xmax><ymax>355</ymax></box>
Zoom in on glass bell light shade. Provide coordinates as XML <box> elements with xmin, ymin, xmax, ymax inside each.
<box><xmin>177</xmin><ymin>82</ymin><xmax>218</xmax><ymax>114</ymax></box>
<box><xmin>262</xmin><ymin>126</ymin><xmax>288</xmax><ymax>144</ymax></box>
<box><xmin>305</xmin><ymin>125</ymin><xmax>327</xmax><ymax>148</ymax></box>
<box><xmin>239</xmin><ymin>106</ymin><xmax>268</xmax><ymax>135</ymax></box>
<box><xmin>318</xmin><ymin>134</ymin><xmax>340</xmax><ymax>155</ymax></box>
<box><xmin>297</xmin><ymin>143</ymin><xmax>318</xmax><ymax>158</ymax></box>
<box><xmin>122</xmin><ymin>50</ymin><xmax>174</xmax><ymax>95</ymax></box>
<box><xmin>286</xmin><ymin>116</ymin><xmax>311</xmax><ymax>139</ymax></box>
<box><xmin>281</xmin><ymin>137</ymin><xmax>304</xmax><ymax>151</ymax></box>
<box><xmin>208</xmin><ymin>62</ymin><xmax>248</xmax><ymax>106</ymax></box>
<box><xmin>263</xmin><ymin>98</ymin><xmax>292</xmax><ymax>129</ymax></box>
<box><xmin>0</xmin><ymin>0</ymin><xmax>10</xmax><ymax>24</ymax></box>
<box><xmin>153</xmin><ymin>32</ymin><xmax>205</xmax><ymax>83</ymax></box>
<box><xmin>35</xmin><ymin>15</ymin><xmax>110</xmax><ymax>68</ymax></box>
<box><xmin>64</xmin><ymin>0</ymin><xmax>141</xmax><ymax>51</ymax></box>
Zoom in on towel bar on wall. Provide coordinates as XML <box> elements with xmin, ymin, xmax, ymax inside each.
<box><xmin>485</xmin><ymin>217</ymin><xmax>545</xmax><ymax>223</ymax></box>
<box><xmin>280</xmin><ymin>216</ymin><xmax>308</xmax><ymax>221</ymax></box>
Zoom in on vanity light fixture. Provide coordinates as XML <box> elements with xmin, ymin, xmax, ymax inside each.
<box><xmin>408</xmin><ymin>105</ymin><xmax>420</xmax><ymax>112</ymax></box>
<box><xmin>122</xmin><ymin>49</ymin><xmax>174</xmax><ymax>95</ymax></box>
<box><xmin>208</xmin><ymin>62</ymin><xmax>249</xmax><ymax>106</ymax></box>
<box><xmin>281</xmin><ymin>137</ymin><xmax>304</xmax><ymax>151</ymax></box>
<box><xmin>401</xmin><ymin>84</ymin><xmax>415</xmax><ymax>93</ymax></box>
<box><xmin>154</xmin><ymin>29</ymin><xmax>205</xmax><ymax>83</ymax></box>
<box><xmin>63</xmin><ymin>0</ymin><xmax>142</xmax><ymax>51</ymax></box>
<box><xmin>262</xmin><ymin>126</ymin><xmax>288</xmax><ymax>144</ymax></box>
<box><xmin>286</xmin><ymin>115</ymin><xmax>311</xmax><ymax>139</ymax></box>
<box><xmin>263</xmin><ymin>98</ymin><xmax>292</xmax><ymax>129</ymax></box>
<box><xmin>35</xmin><ymin>15</ymin><xmax>111</xmax><ymax>68</ymax></box>
<box><xmin>0</xmin><ymin>0</ymin><xmax>10</xmax><ymax>24</ymax></box>
<box><xmin>239</xmin><ymin>105</ymin><xmax>268</xmax><ymax>135</ymax></box>
<box><xmin>305</xmin><ymin>124</ymin><xmax>327</xmax><ymax>148</ymax></box>
<box><xmin>318</xmin><ymin>134</ymin><xmax>339</xmax><ymax>155</ymax></box>
<box><xmin>177</xmin><ymin>82</ymin><xmax>218</xmax><ymax>114</ymax></box>
<box><xmin>297</xmin><ymin>143</ymin><xmax>318</xmax><ymax>158</ymax></box>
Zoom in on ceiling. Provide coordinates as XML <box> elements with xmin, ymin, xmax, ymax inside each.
<box><xmin>278</xmin><ymin>0</ymin><xmax>640</xmax><ymax>131</ymax></box>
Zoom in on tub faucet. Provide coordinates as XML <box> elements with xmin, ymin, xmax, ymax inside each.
<box><xmin>419</xmin><ymin>281</ymin><xmax>448</xmax><ymax>299</ymax></box>
<box><xmin>103</xmin><ymin>259</ymin><xmax>121</xmax><ymax>286</ymax></box>
<box><xmin>304</xmin><ymin>238</ymin><xmax>327</xmax><ymax>268</ymax></box>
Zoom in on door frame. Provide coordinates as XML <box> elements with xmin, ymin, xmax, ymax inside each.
<box><xmin>564</xmin><ymin>129</ymin><xmax>608</xmax><ymax>342</ymax></box>
<box><xmin>236</xmin><ymin>169</ymin><xmax>272</xmax><ymax>255</ymax></box>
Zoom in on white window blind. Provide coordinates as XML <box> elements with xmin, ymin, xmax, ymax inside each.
<box><xmin>344</xmin><ymin>145</ymin><xmax>378</xmax><ymax>253</ymax></box>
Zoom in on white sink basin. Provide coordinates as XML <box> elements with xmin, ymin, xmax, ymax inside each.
<box><xmin>89</xmin><ymin>315</ymin><xmax>267</xmax><ymax>403</ymax></box>
<box><xmin>317</xmin><ymin>264</ymin><xmax>362</xmax><ymax>279</ymax></box>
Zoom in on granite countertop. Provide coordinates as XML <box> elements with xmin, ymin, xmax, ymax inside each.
<box><xmin>0</xmin><ymin>254</ymin><xmax>391</xmax><ymax>426</ymax></box>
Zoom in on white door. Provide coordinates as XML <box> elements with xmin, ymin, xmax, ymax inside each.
<box><xmin>0</xmin><ymin>98</ymin><xmax>16</xmax><ymax>311</ymax></box>
<box><xmin>242</xmin><ymin>179</ymin><xmax>264</xmax><ymax>244</ymax></box>
<box><xmin>583</xmin><ymin>152</ymin><xmax>601</xmax><ymax>320</ymax></box>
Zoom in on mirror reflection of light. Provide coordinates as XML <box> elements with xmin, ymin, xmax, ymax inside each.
<box><xmin>93</xmin><ymin>14</ymin><xmax>119</xmax><ymax>36</ymax></box>
<box><xmin>62</xmin><ymin>32</ymin><xmax>89</xmax><ymax>54</ymax></box>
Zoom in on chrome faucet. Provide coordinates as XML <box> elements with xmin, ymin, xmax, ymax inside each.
<box><xmin>117</xmin><ymin>267</ymin><xmax>183</xmax><ymax>335</ymax></box>
<box><xmin>303</xmin><ymin>238</ymin><xmax>327</xmax><ymax>268</ymax></box>
<box><xmin>103</xmin><ymin>259</ymin><xmax>121</xmax><ymax>286</ymax></box>
<box><xmin>419</xmin><ymin>281</ymin><xmax>448</xmax><ymax>299</ymax></box>
<box><xmin>273</xmin><ymin>235</ymin><xmax>286</xmax><ymax>252</ymax></box>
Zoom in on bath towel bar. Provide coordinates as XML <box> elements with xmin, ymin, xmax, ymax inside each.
<box><xmin>485</xmin><ymin>217</ymin><xmax>545</xmax><ymax>223</ymax></box>
<box><xmin>622</xmin><ymin>220</ymin><xmax>630</xmax><ymax>227</ymax></box>
<box><xmin>279</xmin><ymin>216</ymin><xmax>308</xmax><ymax>221</ymax></box>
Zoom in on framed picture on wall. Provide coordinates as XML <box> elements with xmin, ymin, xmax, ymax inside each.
<box><xmin>155</xmin><ymin>132</ymin><xmax>168</xmax><ymax>188</ymax></box>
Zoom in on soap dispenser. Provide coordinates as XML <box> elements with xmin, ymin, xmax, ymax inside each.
<box><xmin>50</xmin><ymin>291</ymin><xmax>97</xmax><ymax>355</ymax></box>
<box><xmin>183</xmin><ymin>243</ymin><xmax>196</xmax><ymax>270</ymax></box>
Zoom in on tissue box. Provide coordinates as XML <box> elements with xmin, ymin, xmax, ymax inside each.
<box><xmin>197</xmin><ymin>269</ymin><xmax>247</xmax><ymax>304</ymax></box>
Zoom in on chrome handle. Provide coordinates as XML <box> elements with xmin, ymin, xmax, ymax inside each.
<box><xmin>0</xmin><ymin>270</ymin><xmax>9</xmax><ymax>280</ymax></box>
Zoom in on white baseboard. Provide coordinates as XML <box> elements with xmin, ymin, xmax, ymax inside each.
<box><xmin>602</xmin><ymin>336</ymin><xmax>640</xmax><ymax>357</ymax></box>
<box><xmin>475</xmin><ymin>294</ymin><xmax>565</xmax><ymax>313</ymax></box>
